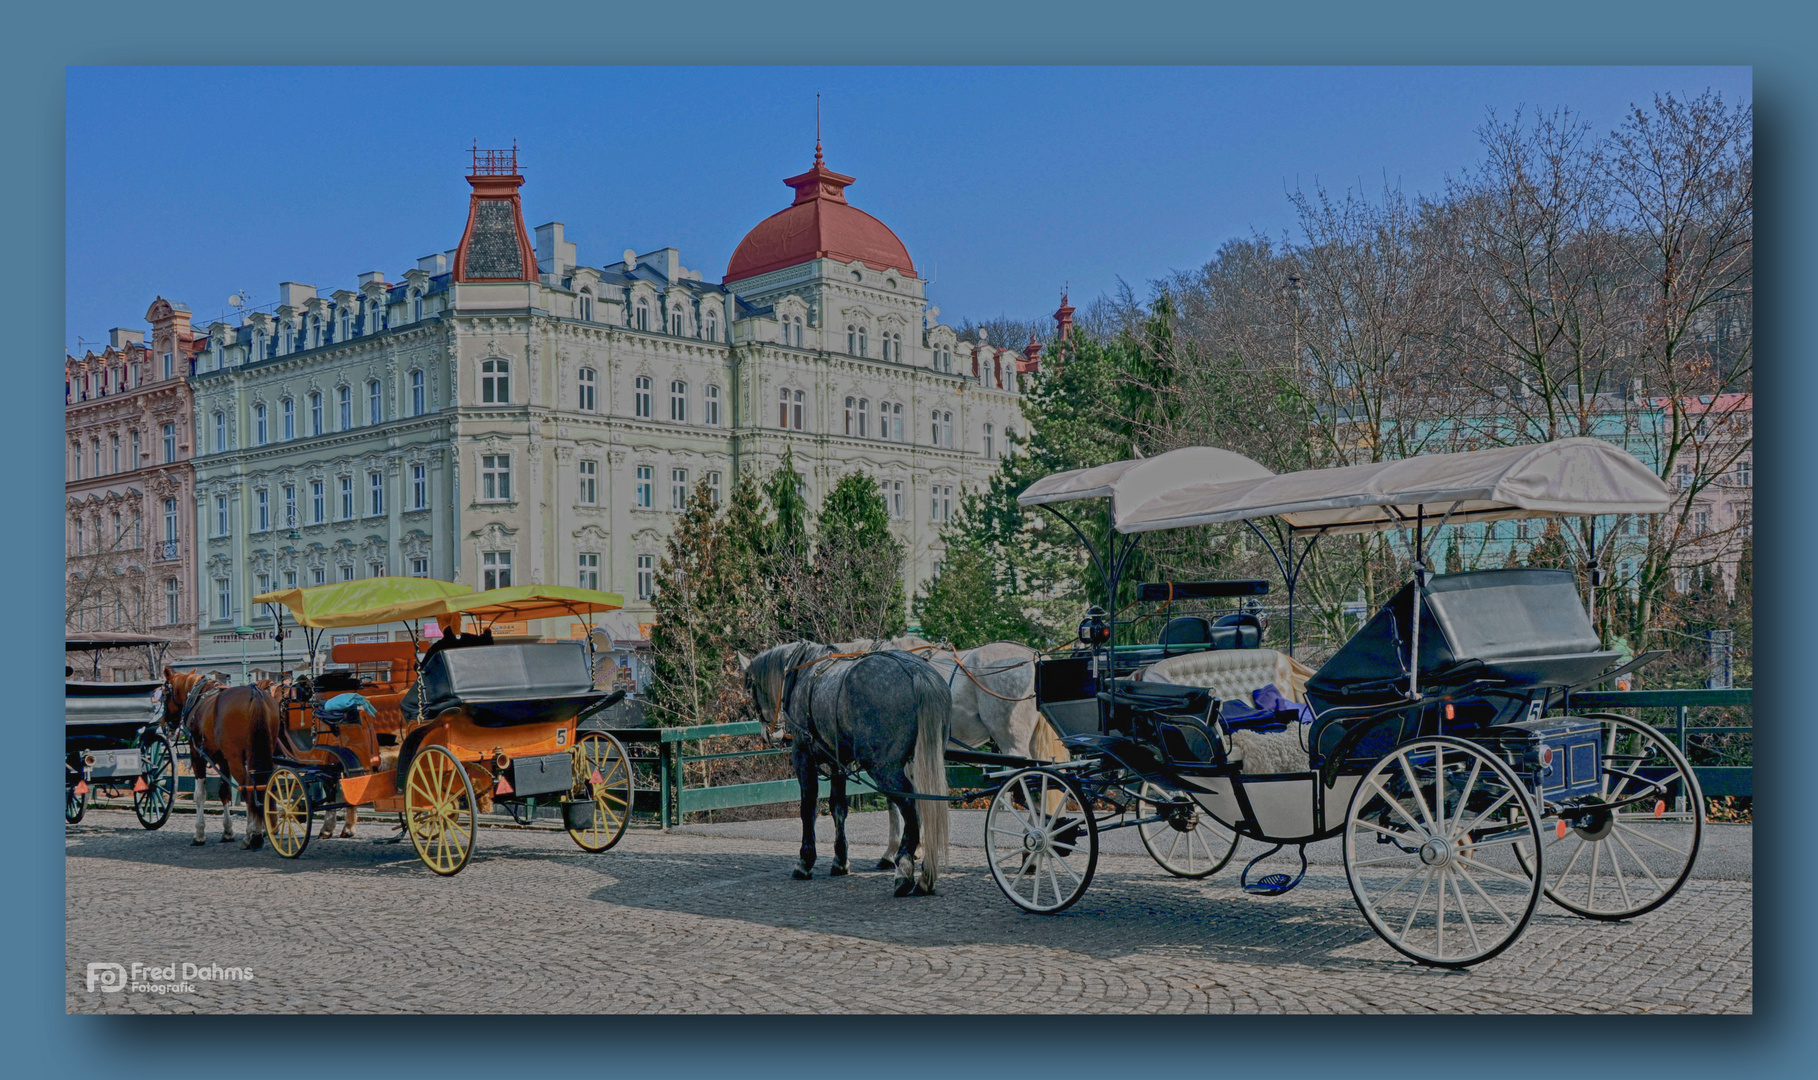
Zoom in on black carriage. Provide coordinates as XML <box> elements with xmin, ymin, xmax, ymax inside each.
<box><xmin>65</xmin><ymin>632</ymin><xmax>177</xmax><ymax>830</ymax></box>
<box><xmin>988</xmin><ymin>439</ymin><xmax>1703</xmax><ymax>967</ymax></box>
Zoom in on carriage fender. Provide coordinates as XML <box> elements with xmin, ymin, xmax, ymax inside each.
<box><xmin>395</xmin><ymin>722</ymin><xmax>438</xmax><ymax>787</ymax></box>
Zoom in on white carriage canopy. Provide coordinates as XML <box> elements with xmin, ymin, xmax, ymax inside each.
<box><xmin>1115</xmin><ymin>438</ymin><xmax>1673</xmax><ymax>536</ymax></box>
<box><xmin>1016</xmin><ymin>446</ymin><xmax>1275</xmax><ymax>517</ymax></box>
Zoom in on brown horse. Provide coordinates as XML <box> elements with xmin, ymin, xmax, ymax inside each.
<box><xmin>162</xmin><ymin>670</ymin><xmax>282</xmax><ymax>849</ymax></box>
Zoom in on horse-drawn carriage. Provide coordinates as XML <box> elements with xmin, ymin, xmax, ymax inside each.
<box><xmin>65</xmin><ymin>632</ymin><xmax>177</xmax><ymax>829</ymax></box>
<box><xmin>248</xmin><ymin>581</ymin><xmax>636</xmax><ymax>875</ymax></box>
<box><xmin>983</xmin><ymin>438</ymin><xmax>1703</xmax><ymax>966</ymax></box>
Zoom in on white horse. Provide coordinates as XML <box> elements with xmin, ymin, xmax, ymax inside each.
<box><xmin>834</xmin><ymin>637</ymin><xmax>1066</xmax><ymax>869</ymax></box>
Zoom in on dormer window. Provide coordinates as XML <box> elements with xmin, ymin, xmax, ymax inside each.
<box><xmin>636</xmin><ymin>298</ymin><xmax>650</xmax><ymax>331</ymax></box>
<box><xmin>578</xmin><ymin>290</ymin><xmax>593</xmax><ymax>322</ymax></box>
<box><xmin>705</xmin><ymin>312</ymin><xmax>717</xmax><ymax>341</ymax></box>
<box><xmin>411</xmin><ymin>291</ymin><xmax>424</xmax><ymax>322</ymax></box>
<box><xmin>669</xmin><ymin>308</ymin><xmax>684</xmax><ymax>336</ymax></box>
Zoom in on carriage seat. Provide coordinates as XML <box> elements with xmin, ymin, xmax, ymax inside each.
<box><xmin>1157</xmin><ymin>614</ymin><xmax>1262</xmax><ymax>655</ymax></box>
<box><xmin>1142</xmin><ymin>648</ymin><xmax>1312</xmax><ymax>707</ymax></box>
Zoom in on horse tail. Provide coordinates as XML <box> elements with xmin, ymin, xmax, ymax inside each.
<box><xmin>247</xmin><ymin>686</ymin><xmax>277</xmax><ymax>800</ymax></box>
<box><xmin>911</xmin><ymin>665</ymin><xmax>949</xmax><ymax>891</ymax></box>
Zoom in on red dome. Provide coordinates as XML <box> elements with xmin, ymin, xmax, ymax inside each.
<box><xmin>724</xmin><ymin>152</ymin><xmax>915</xmax><ymax>283</ymax></box>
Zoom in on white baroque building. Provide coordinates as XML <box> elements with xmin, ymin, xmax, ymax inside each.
<box><xmin>184</xmin><ymin>145</ymin><xmax>1030</xmax><ymax>670</ymax></box>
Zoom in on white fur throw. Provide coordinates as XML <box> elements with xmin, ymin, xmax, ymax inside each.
<box><xmin>1228</xmin><ymin>728</ymin><xmax>1311</xmax><ymax>775</ymax></box>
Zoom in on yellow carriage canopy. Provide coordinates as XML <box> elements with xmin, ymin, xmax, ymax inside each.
<box><xmin>251</xmin><ymin>577</ymin><xmax>476</xmax><ymax>628</ymax></box>
<box><xmin>436</xmin><ymin>585</ymin><xmax>626</xmax><ymax>625</ymax></box>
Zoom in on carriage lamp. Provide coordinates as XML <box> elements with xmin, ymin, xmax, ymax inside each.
<box><xmin>1077</xmin><ymin>607</ymin><xmax>1111</xmax><ymax>647</ymax></box>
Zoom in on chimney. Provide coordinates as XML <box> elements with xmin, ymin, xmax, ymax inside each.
<box><xmin>109</xmin><ymin>327</ymin><xmax>145</xmax><ymax>350</ymax></box>
<box><xmin>637</xmin><ymin>248</ymin><xmax>683</xmax><ymax>283</ymax></box>
<box><xmin>535</xmin><ymin>222</ymin><xmax>576</xmax><ymax>278</ymax></box>
<box><xmin>358</xmin><ymin>271</ymin><xmax>387</xmax><ymax>288</ymax></box>
<box><xmin>278</xmin><ymin>282</ymin><xmax>317</xmax><ymax>309</ymax></box>
<box><xmin>417</xmin><ymin>253</ymin><xmax>448</xmax><ymax>275</ymax></box>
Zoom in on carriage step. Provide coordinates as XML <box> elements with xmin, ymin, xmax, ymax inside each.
<box><xmin>1240</xmin><ymin>843</ymin><xmax>1308</xmax><ymax>896</ymax></box>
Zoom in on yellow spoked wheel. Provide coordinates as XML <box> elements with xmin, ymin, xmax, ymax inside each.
<box><xmin>406</xmin><ymin>744</ymin><xmax>477</xmax><ymax>876</ymax></box>
<box><xmin>262</xmin><ymin>767</ymin><xmax>313</xmax><ymax>859</ymax></box>
<box><xmin>568</xmin><ymin>731</ymin><xmax>633</xmax><ymax>853</ymax></box>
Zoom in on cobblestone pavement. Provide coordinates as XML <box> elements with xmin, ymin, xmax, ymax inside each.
<box><xmin>66</xmin><ymin>809</ymin><xmax>1751</xmax><ymax>1014</ymax></box>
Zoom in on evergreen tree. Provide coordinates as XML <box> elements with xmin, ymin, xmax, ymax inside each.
<box><xmin>913</xmin><ymin>498</ymin><xmax>1036</xmax><ymax>648</ymax></box>
<box><xmin>802</xmin><ymin>472</ymin><xmax>907</xmax><ymax>642</ymax></box>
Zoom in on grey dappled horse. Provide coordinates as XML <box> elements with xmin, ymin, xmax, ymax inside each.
<box><xmin>743</xmin><ymin>642</ymin><xmax>951</xmax><ymax>896</ymax></box>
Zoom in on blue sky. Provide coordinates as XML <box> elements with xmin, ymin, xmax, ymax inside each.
<box><xmin>65</xmin><ymin>66</ymin><xmax>1749</xmax><ymax>350</ymax></box>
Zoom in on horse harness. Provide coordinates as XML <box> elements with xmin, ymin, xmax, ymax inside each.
<box><xmin>776</xmin><ymin>648</ymin><xmax>951</xmax><ymax>802</ymax></box>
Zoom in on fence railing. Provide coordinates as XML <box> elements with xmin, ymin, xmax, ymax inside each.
<box><xmin>142</xmin><ymin>691</ymin><xmax>1749</xmax><ymax>829</ymax></box>
<box><xmin>1561</xmin><ymin>687</ymin><xmax>1752</xmax><ymax>797</ymax></box>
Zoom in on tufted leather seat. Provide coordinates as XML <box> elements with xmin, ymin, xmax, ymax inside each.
<box><xmin>1140</xmin><ymin>648</ymin><xmax>1314</xmax><ymax>706</ymax></box>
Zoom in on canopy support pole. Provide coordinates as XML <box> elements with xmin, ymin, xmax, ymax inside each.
<box><xmin>1586</xmin><ymin>518</ymin><xmax>1603</xmax><ymax>639</ymax></box>
<box><xmin>1409</xmin><ymin>504</ymin><xmax>1425</xmax><ymax>700</ymax></box>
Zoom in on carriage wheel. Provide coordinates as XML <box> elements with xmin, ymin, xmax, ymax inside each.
<box><xmin>66</xmin><ymin>783</ymin><xmax>87</xmax><ymax>825</ymax></box>
<box><xmin>568</xmin><ymin>732</ymin><xmax>633</xmax><ymax>853</ymax></box>
<box><xmin>406</xmin><ymin>745</ymin><xmax>477</xmax><ymax>876</ymax></box>
<box><xmin>1344</xmin><ymin>736</ymin><xmax>1544</xmax><ymax>968</ymax></box>
<box><xmin>262</xmin><ymin>767</ymin><xmax>313</xmax><ymax>859</ymax></box>
<box><xmin>1137</xmin><ymin>780</ymin><xmax>1239</xmax><ymax>879</ymax></box>
<box><xmin>1513</xmin><ymin>714</ymin><xmax>1704</xmax><ymax>921</ymax></box>
<box><xmin>985</xmin><ymin>768</ymin><xmax>1098</xmax><ymax>914</ymax></box>
<box><xmin>133</xmin><ymin>731</ymin><xmax>176</xmax><ymax>831</ymax></box>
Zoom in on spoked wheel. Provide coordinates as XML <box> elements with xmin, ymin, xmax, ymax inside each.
<box><xmin>66</xmin><ymin>782</ymin><xmax>87</xmax><ymax>825</ymax></box>
<box><xmin>1136</xmin><ymin>780</ymin><xmax>1239</xmax><ymax>879</ymax></box>
<box><xmin>568</xmin><ymin>731</ymin><xmax>633</xmax><ymax>853</ymax></box>
<box><xmin>406</xmin><ymin>745</ymin><xmax>477</xmax><ymax>876</ymax></box>
<box><xmin>1514</xmin><ymin>714</ymin><xmax>1704</xmax><ymax>921</ymax></box>
<box><xmin>1344</xmin><ymin>736</ymin><xmax>1544</xmax><ymax>968</ymax></box>
<box><xmin>985</xmin><ymin>768</ymin><xmax>1098</xmax><ymax>914</ymax></box>
<box><xmin>262</xmin><ymin>767</ymin><xmax>314</xmax><ymax>859</ymax></box>
<box><xmin>134</xmin><ymin>731</ymin><xmax>177</xmax><ymax>830</ymax></box>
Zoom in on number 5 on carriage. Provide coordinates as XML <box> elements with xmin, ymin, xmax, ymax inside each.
<box><xmin>243</xmin><ymin>579</ymin><xmax>637</xmax><ymax>875</ymax></box>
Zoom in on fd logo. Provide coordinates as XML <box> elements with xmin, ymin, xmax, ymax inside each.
<box><xmin>86</xmin><ymin>963</ymin><xmax>127</xmax><ymax>993</ymax></box>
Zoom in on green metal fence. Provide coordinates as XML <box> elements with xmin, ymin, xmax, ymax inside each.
<box><xmin>1562</xmin><ymin>687</ymin><xmax>1753</xmax><ymax>798</ymax></box>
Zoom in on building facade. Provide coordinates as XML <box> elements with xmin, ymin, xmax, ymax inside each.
<box><xmin>177</xmin><ymin>145</ymin><xmax>1027</xmax><ymax>674</ymax></box>
<box><xmin>64</xmin><ymin>300</ymin><xmax>205</xmax><ymax>668</ymax></box>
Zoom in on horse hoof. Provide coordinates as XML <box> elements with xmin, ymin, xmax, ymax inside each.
<box><xmin>792</xmin><ymin>868</ymin><xmax>812</xmax><ymax>880</ymax></box>
<box><xmin>219</xmin><ymin>836</ymin><xmax>235</xmax><ymax>843</ymax></box>
<box><xmin>191</xmin><ymin>839</ymin><xmax>205</xmax><ymax>847</ymax></box>
<box><xmin>830</xmin><ymin>864</ymin><xmax>849</xmax><ymax>877</ymax></box>
<box><xmin>340</xmin><ymin>831</ymin><xmax>354</xmax><ymax>839</ymax></box>
<box><xmin>875</xmin><ymin>859</ymin><xmax>896</xmax><ymax>871</ymax></box>
<box><xmin>894</xmin><ymin>877</ymin><xmax>916</xmax><ymax>898</ymax></box>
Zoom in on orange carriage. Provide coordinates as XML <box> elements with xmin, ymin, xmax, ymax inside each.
<box><xmin>250</xmin><ymin>580</ymin><xmax>635</xmax><ymax>875</ymax></box>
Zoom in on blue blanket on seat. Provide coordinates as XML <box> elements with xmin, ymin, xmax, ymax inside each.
<box><xmin>318</xmin><ymin>692</ymin><xmax>376</xmax><ymax>720</ymax></box>
<box><xmin>1220</xmin><ymin>684</ymin><xmax>1314</xmax><ymax>733</ymax></box>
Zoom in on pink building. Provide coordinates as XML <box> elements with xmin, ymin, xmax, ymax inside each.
<box><xmin>65</xmin><ymin>298</ymin><xmax>206</xmax><ymax>669</ymax></box>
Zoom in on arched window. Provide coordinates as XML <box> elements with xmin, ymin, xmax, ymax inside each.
<box><xmin>338</xmin><ymin>306</ymin><xmax>351</xmax><ymax>341</ymax></box>
<box><xmin>984</xmin><ymin>423</ymin><xmax>993</xmax><ymax>458</ymax></box>
<box><xmin>578</xmin><ymin>290</ymin><xmax>593</xmax><ymax>322</ymax></box>
<box><xmin>857</xmin><ymin>327</ymin><xmax>868</xmax><ymax>358</ymax></box>
<box><xmin>670</xmin><ymin>308</ymin><xmax>684</xmax><ymax>336</ymax></box>
<box><xmin>254</xmin><ymin>403</ymin><xmax>267</xmax><ymax>446</ymax></box>
<box><xmin>281</xmin><ymin>398</ymin><xmax>294</xmax><ymax>440</ymax></box>
<box><xmin>705</xmin><ymin>313</ymin><xmax>717</xmax><ymax>341</ymax></box>
<box><xmin>310</xmin><ymin>315</ymin><xmax>322</xmax><ymax>348</ymax></box>
<box><xmin>309</xmin><ymin>392</ymin><xmax>323</xmax><ymax>436</ymax></box>
<box><xmin>636</xmin><ymin>298</ymin><xmax>650</xmax><ymax>331</ymax></box>
<box><xmin>858</xmin><ymin>398</ymin><xmax>870</xmax><ymax>438</ymax></box>
<box><xmin>337</xmin><ymin>385</ymin><xmax>352</xmax><ymax>429</ymax></box>
<box><xmin>780</xmin><ymin>387</ymin><xmax>792</xmax><ymax>429</ymax></box>
<box><xmin>847</xmin><ymin>325</ymin><xmax>858</xmax><ymax>354</ymax></box>
<box><xmin>411</xmin><ymin>291</ymin><xmax>424</xmax><ymax>322</ymax></box>
<box><xmin>942</xmin><ymin>411</ymin><xmax>953</xmax><ymax>448</ymax></box>
<box><xmin>892</xmin><ymin>332</ymin><xmax>903</xmax><ymax>362</ymax></box>
<box><xmin>368</xmin><ymin>379</ymin><xmax>383</xmax><ymax>425</ymax></box>
<box><xmin>891</xmin><ymin>402</ymin><xmax>904</xmax><ymax>442</ymax></box>
<box><xmin>481</xmin><ymin>359</ymin><xmax>510</xmax><ymax>404</ymax></box>
<box><xmin>410</xmin><ymin>370</ymin><xmax>425</xmax><ymax>416</ymax></box>
<box><xmin>930</xmin><ymin>409</ymin><xmax>940</xmax><ymax>446</ymax></box>
<box><xmin>794</xmin><ymin>317</ymin><xmax>805</xmax><ymax>347</ymax></box>
<box><xmin>578</xmin><ymin>367</ymin><xmax>596</xmax><ymax>411</ymax></box>
<box><xmin>845</xmin><ymin>396</ymin><xmax>856</xmax><ymax>436</ymax></box>
<box><xmin>670</xmin><ymin>380</ymin><xmax>688</xmax><ymax>422</ymax></box>
<box><xmin>213</xmin><ymin>411</ymin><xmax>226</xmax><ymax>453</ymax></box>
<box><xmin>881</xmin><ymin>334</ymin><xmax>892</xmax><ymax>363</ymax></box>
